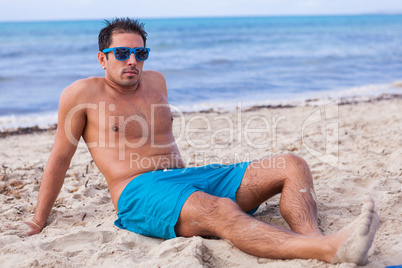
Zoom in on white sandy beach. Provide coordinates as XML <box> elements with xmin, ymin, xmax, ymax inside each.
<box><xmin>0</xmin><ymin>96</ymin><xmax>401</xmax><ymax>267</ymax></box>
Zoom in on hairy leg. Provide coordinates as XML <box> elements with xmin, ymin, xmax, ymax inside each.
<box><xmin>175</xmin><ymin>191</ymin><xmax>331</xmax><ymax>261</ymax></box>
<box><xmin>175</xmin><ymin>191</ymin><xmax>378</xmax><ymax>265</ymax></box>
<box><xmin>236</xmin><ymin>154</ymin><xmax>321</xmax><ymax>236</ymax></box>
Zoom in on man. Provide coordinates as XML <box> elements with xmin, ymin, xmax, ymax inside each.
<box><xmin>24</xmin><ymin>18</ymin><xmax>378</xmax><ymax>265</ymax></box>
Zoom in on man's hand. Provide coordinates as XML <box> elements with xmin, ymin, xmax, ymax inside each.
<box><xmin>24</xmin><ymin>220</ymin><xmax>43</xmax><ymax>236</ymax></box>
<box><xmin>5</xmin><ymin>220</ymin><xmax>43</xmax><ymax>237</ymax></box>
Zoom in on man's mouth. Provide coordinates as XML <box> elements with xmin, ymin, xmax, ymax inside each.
<box><xmin>124</xmin><ymin>71</ymin><xmax>138</xmax><ymax>75</ymax></box>
<box><xmin>123</xmin><ymin>68</ymin><xmax>139</xmax><ymax>75</ymax></box>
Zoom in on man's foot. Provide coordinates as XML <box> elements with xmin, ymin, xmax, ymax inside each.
<box><xmin>331</xmin><ymin>197</ymin><xmax>379</xmax><ymax>265</ymax></box>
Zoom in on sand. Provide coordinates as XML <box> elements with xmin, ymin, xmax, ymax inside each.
<box><xmin>0</xmin><ymin>96</ymin><xmax>401</xmax><ymax>267</ymax></box>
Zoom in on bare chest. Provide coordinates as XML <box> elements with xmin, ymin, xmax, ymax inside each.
<box><xmin>86</xmin><ymin>93</ymin><xmax>173</xmax><ymax>142</ymax></box>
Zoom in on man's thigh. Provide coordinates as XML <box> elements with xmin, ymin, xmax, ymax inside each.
<box><xmin>175</xmin><ymin>191</ymin><xmax>220</xmax><ymax>237</ymax></box>
<box><xmin>235</xmin><ymin>156</ymin><xmax>287</xmax><ymax>212</ymax></box>
<box><xmin>175</xmin><ymin>191</ymin><xmax>243</xmax><ymax>237</ymax></box>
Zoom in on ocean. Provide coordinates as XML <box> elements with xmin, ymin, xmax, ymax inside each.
<box><xmin>0</xmin><ymin>15</ymin><xmax>401</xmax><ymax>129</ymax></box>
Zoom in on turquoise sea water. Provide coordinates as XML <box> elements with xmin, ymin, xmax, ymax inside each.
<box><xmin>0</xmin><ymin>15</ymin><xmax>401</xmax><ymax>128</ymax></box>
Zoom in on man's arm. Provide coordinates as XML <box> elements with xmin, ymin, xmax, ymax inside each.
<box><xmin>27</xmin><ymin>83</ymin><xmax>87</xmax><ymax>235</ymax></box>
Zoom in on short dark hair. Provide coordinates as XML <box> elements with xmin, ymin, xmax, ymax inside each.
<box><xmin>98</xmin><ymin>17</ymin><xmax>148</xmax><ymax>52</ymax></box>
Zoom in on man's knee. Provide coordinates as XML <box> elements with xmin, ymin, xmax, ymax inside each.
<box><xmin>278</xmin><ymin>154</ymin><xmax>314</xmax><ymax>186</ymax></box>
<box><xmin>279</xmin><ymin>153</ymin><xmax>309</xmax><ymax>171</ymax></box>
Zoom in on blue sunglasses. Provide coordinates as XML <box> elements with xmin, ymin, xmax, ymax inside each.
<box><xmin>102</xmin><ymin>47</ymin><xmax>150</xmax><ymax>61</ymax></box>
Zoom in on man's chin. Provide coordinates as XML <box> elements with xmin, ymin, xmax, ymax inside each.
<box><xmin>120</xmin><ymin>79</ymin><xmax>139</xmax><ymax>88</ymax></box>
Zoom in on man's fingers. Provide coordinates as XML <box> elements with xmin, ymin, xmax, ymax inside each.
<box><xmin>6</xmin><ymin>222</ymin><xmax>25</xmax><ymax>230</ymax></box>
<box><xmin>4</xmin><ymin>221</ymin><xmax>41</xmax><ymax>237</ymax></box>
<box><xmin>23</xmin><ymin>221</ymin><xmax>42</xmax><ymax>236</ymax></box>
<box><xmin>4</xmin><ymin>222</ymin><xmax>29</xmax><ymax>237</ymax></box>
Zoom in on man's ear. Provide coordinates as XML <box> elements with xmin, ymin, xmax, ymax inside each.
<box><xmin>98</xmin><ymin>51</ymin><xmax>107</xmax><ymax>69</ymax></box>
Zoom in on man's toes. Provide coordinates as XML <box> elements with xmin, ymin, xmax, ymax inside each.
<box><xmin>362</xmin><ymin>197</ymin><xmax>375</xmax><ymax>212</ymax></box>
<box><xmin>370</xmin><ymin>212</ymin><xmax>380</xmax><ymax>234</ymax></box>
<box><xmin>359</xmin><ymin>219</ymin><xmax>370</xmax><ymax>236</ymax></box>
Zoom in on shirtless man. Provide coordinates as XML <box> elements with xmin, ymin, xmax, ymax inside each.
<box><xmin>24</xmin><ymin>18</ymin><xmax>378</xmax><ymax>265</ymax></box>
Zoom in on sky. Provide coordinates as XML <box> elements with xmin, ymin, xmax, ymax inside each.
<box><xmin>0</xmin><ymin>0</ymin><xmax>401</xmax><ymax>22</ymax></box>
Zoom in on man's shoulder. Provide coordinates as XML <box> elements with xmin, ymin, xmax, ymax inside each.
<box><xmin>143</xmin><ymin>70</ymin><xmax>164</xmax><ymax>77</ymax></box>
<box><xmin>62</xmin><ymin>77</ymin><xmax>104</xmax><ymax>99</ymax></box>
<box><xmin>142</xmin><ymin>70</ymin><xmax>166</xmax><ymax>81</ymax></box>
<box><xmin>67</xmin><ymin>76</ymin><xmax>103</xmax><ymax>92</ymax></box>
<box><xmin>142</xmin><ymin>71</ymin><xmax>167</xmax><ymax>95</ymax></box>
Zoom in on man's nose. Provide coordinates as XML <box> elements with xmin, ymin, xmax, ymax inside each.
<box><xmin>127</xmin><ymin>52</ymin><xmax>137</xmax><ymax>65</ymax></box>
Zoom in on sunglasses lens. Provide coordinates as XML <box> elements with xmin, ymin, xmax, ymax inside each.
<box><xmin>115</xmin><ymin>48</ymin><xmax>130</xmax><ymax>60</ymax></box>
<box><xmin>135</xmin><ymin>48</ymin><xmax>149</xmax><ymax>61</ymax></box>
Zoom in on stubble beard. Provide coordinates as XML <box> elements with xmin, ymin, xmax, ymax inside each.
<box><xmin>121</xmin><ymin>77</ymin><xmax>140</xmax><ymax>88</ymax></box>
<box><xmin>120</xmin><ymin>68</ymin><xmax>141</xmax><ymax>88</ymax></box>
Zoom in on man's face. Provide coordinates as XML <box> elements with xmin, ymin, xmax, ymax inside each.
<box><xmin>101</xmin><ymin>32</ymin><xmax>145</xmax><ymax>88</ymax></box>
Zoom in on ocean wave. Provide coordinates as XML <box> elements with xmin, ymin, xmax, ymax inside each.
<box><xmin>173</xmin><ymin>81</ymin><xmax>402</xmax><ymax>112</ymax></box>
<box><xmin>0</xmin><ymin>112</ymin><xmax>58</xmax><ymax>131</ymax></box>
<box><xmin>206</xmin><ymin>59</ymin><xmax>233</xmax><ymax>65</ymax></box>
<box><xmin>0</xmin><ymin>42</ymin><xmax>96</xmax><ymax>58</ymax></box>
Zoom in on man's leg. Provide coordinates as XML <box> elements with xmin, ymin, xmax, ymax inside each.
<box><xmin>236</xmin><ymin>154</ymin><xmax>321</xmax><ymax>236</ymax></box>
<box><xmin>175</xmin><ymin>154</ymin><xmax>379</xmax><ymax>264</ymax></box>
<box><xmin>175</xmin><ymin>191</ymin><xmax>379</xmax><ymax>264</ymax></box>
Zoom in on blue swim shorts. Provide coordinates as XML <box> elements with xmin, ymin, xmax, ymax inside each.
<box><xmin>115</xmin><ymin>161</ymin><xmax>257</xmax><ymax>239</ymax></box>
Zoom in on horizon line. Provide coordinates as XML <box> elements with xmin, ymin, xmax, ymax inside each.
<box><xmin>0</xmin><ymin>12</ymin><xmax>401</xmax><ymax>24</ymax></box>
